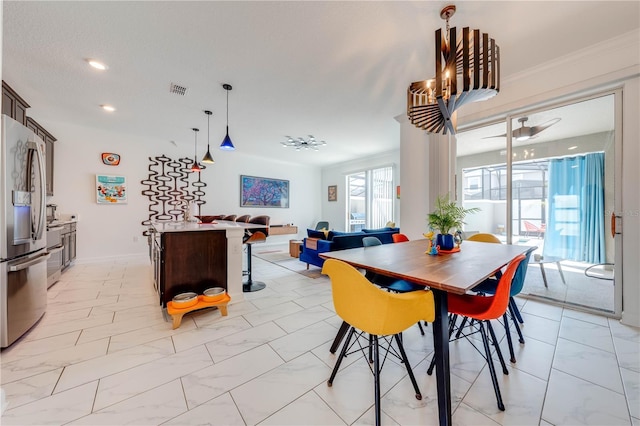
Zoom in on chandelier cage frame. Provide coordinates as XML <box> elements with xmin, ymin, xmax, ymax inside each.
<box><xmin>407</xmin><ymin>4</ymin><xmax>500</xmax><ymax>135</ymax></box>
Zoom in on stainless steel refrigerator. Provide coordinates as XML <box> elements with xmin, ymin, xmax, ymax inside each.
<box><xmin>1</xmin><ymin>115</ymin><xmax>49</xmax><ymax>348</ymax></box>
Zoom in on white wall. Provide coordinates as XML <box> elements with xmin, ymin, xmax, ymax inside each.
<box><xmin>399</xmin><ymin>30</ymin><xmax>640</xmax><ymax>326</ymax></box>
<box><xmin>320</xmin><ymin>150</ymin><xmax>400</xmax><ymax>232</ymax></box>
<box><xmin>49</xmin><ymin>120</ymin><xmax>320</xmax><ymax>262</ymax></box>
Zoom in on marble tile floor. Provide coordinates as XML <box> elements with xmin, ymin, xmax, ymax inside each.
<box><xmin>1</xmin><ymin>248</ymin><xmax>638</xmax><ymax>425</ymax></box>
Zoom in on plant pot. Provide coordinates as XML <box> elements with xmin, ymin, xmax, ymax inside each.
<box><xmin>436</xmin><ymin>233</ymin><xmax>455</xmax><ymax>251</ymax></box>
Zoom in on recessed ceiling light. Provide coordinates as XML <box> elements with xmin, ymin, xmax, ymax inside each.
<box><xmin>568</xmin><ymin>145</ymin><xmax>578</xmax><ymax>150</ymax></box>
<box><xmin>86</xmin><ymin>59</ymin><xmax>108</xmax><ymax>70</ymax></box>
<box><xmin>100</xmin><ymin>104</ymin><xmax>116</xmax><ymax>112</ymax></box>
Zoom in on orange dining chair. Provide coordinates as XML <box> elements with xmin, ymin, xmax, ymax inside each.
<box><xmin>392</xmin><ymin>233</ymin><xmax>410</xmax><ymax>243</ymax></box>
<box><xmin>427</xmin><ymin>254</ymin><xmax>526</xmax><ymax>411</ymax></box>
<box><xmin>471</xmin><ymin>246</ymin><xmax>535</xmax><ymax>363</ymax></box>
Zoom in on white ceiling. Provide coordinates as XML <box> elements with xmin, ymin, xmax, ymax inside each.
<box><xmin>3</xmin><ymin>1</ymin><xmax>639</xmax><ymax>167</ymax></box>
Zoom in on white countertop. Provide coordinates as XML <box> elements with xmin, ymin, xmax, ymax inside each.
<box><xmin>150</xmin><ymin>220</ymin><xmax>265</xmax><ymax>233</ymax></box>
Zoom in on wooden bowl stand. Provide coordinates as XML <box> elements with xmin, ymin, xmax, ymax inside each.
<box><xmin>166</xmin><ymin>293</ymin><xmax>231</xmax><ymax>329</ymax></box>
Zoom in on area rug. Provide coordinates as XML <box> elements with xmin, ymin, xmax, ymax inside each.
<box><xmin>254</xmin><ymin>249</ymin><xmax>323</xmax><ymax>279</ymax></box>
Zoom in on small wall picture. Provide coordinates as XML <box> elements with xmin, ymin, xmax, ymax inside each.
<box><xmin>96</xmin><ymin>174</ymin><xmax>127</xmax><ymax>204</ymax></box>
<box><xmin>102</xmin><ymin>153</ymin><xmax>121</xmax><ymax>166</ymax></box>
<box><xmin>328</xmin><ymin>185</ymin><xmax>337</xmax><ymax>202</ymax></box>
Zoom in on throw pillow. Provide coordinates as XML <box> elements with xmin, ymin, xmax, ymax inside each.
<box><xmin>307</xmin><ymin>228</ymin><xmax>326</xmax><ymax>239</ymax></box>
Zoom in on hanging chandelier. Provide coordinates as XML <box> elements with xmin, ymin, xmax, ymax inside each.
<box><xmin>280</xmin><ymin>135</ymin><xmax>327</xmax><ymax>151</ymax></box>
<box><xmin>407</xmin><ymin>5</ymin><xmax>500</xmax><ymax>135</ymax></box>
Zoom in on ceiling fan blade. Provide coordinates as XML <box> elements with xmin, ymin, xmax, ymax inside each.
<box><xmin>529</xmin><ymin>118</ymin><xmax>561</xmax><ymax>136</ymax></box>
<box><xmin>481</xmin><ymin>133</ymin><xmax>507</xmax><ymax>139</ymax></box>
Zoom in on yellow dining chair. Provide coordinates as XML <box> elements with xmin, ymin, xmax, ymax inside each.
<box><xmin>322</xmin><ymin>259</ymin><xmax>435</xmax><ymax>426</ymax></box>
<box><xmin>466</xmin><ymin>233</ymin><xmax>502</xmax><ymax>244</ymax></box>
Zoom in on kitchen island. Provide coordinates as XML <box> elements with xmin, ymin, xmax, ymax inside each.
<box><xmin>149</xmin><ymin>220</ymin><xmax>265</xmax><ymax>307</ymax></box>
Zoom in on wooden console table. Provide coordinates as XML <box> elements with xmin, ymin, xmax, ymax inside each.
<box><xmin>269</xmin><ymin>225</ymin><xmax>298</xmax><ymax>235</ymax></box>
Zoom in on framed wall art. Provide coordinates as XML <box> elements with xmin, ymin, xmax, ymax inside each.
<box><xmin>101</xmin><ymin>153</ymin><xmax>121</xmax><ymax>166</ymax></box>
<box><xmin>328</xmin><ymin>185</ymin><xmax>337</xmax><ymax>202</ymax></box>
<box><xmin>96</xmin><ymin>174</ymin><xmax>127</xmax><ymax>204</ymax></box>
<box><xmin>240</xmin><ymin>175</ymin><xmax>289</xmax><ymax>208</ymax></box>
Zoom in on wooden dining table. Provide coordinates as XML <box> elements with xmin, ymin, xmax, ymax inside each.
<box><xmin>320</xmin><ymin>239</ymin><xmax>530</xmax><ymax>426</ymax></box>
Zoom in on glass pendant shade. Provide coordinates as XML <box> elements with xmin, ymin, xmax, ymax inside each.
<box><xmin>220</xmin><ymin>83</ymin><xmax>236</xmax><ymax>151</ymax></box>
<box><xmin>201</xmin><ymin>110</ymin><xmax>215</xmax><ymax>164</ymax></box>
<box><xmin>220</xmin><ymin>126</ymin><xmax>235</xmax><ymax>151</ymax></box>
<box><xmin>190</xmin><ymin>127</ymin><xmax>201</xmax><ymax>172</ymax></box>
<box><xmin>201</xmin><ymin>149</ymin><xmax>215</xmax><ymax>163</ymax></box>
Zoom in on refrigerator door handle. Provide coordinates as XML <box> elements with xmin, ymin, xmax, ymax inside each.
<box><xmin>26</xmin><ymin>140</ymin><xmax>47</xmax><ymax>241</ymax></box>
<box><xmin>9</xmin><ymin>253</ymin><xmax>50</xmax><ymax>272</ymax></box>
<box><xmin>47</xmin><ymin>246</ymin><xmax>64</xmax><ymax>254</ymax></box>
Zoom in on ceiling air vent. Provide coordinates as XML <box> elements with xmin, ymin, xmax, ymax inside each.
<box><xmin>169</xmin><ymin>83</ymin><xmax>188</xmax><ymax>96</ymax></box>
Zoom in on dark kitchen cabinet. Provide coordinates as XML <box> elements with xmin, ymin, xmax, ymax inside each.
<box><xmin>2</xmin><ymin>81</ymin><xmax>56</xmax><ymax>196</ymax></box>
<box><xmin>151</xmin><ymin>229</ymin><xmax>227</xmax><ymax>307</ymax></box>
<box><xmin>2</xmin><ymin>81</ymin><xmax>29</xmax><ymax>125</ymax></box>
<box><xmin>62</xmin><ymin>222</ymin><xmax>77</xmax><ymax>270</ymax></box>
<box><xmin>26</xmin><ymin>117</ymin><xmax>57</xmax><ymax>196</ymax></box>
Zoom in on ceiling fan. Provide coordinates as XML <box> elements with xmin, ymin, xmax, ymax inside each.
<box><xmin>484</xmin><ymin>117</ymin><xmax>561</xmax><ymax>141</ymax></box>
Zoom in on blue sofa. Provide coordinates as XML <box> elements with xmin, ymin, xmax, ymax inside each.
<box><xmin>299</xmin><ymin>227</ymin><xmax>400</xmax><ymax>269</ymax></box>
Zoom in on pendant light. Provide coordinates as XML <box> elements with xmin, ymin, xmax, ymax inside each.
<box><xmin>190</xmin><ymin>128</ymin><xmax>201</xmax><ymax>172</ymax></box>
<box><xmin>201</xmin><ymin>110</ymin><xmax>215</xmax><ymax>164</ymax></box>
<box><xmin>219</xmin><ymin>83</ymin><xmax>235</xmax><ymax>150</ymax></box>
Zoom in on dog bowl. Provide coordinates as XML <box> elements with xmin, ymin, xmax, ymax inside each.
<box><xmin>172</xmin><ymin>292</ymin><xmax>198</xmax><ymax>308</ymax></box>
<box><xmin>202</xmin><ymin>287</ymin><xmax>226</xmax><ymax>302</ymax></box>
<box><xmin>195</xmin><ymin>215</ymin><xmax>217</xmax><ymax>224</ymax></box>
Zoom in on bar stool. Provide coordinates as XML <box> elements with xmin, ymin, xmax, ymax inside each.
<box><xmin>235</xmin><ymin>214</ymin><xmax>251</xmax><ymax>223</ymax></box>
<box><xmin>222</xmin><ymin>214</ymin><xmax>237</xmax><ymax>221</ymax></box>
<box><xmin>243</xmin><ymin>215</ymin><xmax>270</xmax><ymax>292</ymax></box>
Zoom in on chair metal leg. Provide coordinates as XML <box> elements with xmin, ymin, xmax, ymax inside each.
<box><xmin>509</xmin><ymin>302</ymin><xmax>526</xmax><ymax>344</ymax></box>
<box><xmin>330</xmin><ymin>321</ymin><xmax>351</xmax><ymax>354</ymax></box>
<box><xmin>503</xmin><ymin>313</ymin><xmax>516</xmax><ymax>363</ymax></box>
<box><xmin>373</xmin><ymin>335</ymin><xmax>381</xmax><ymax>426</ymax></box>
<box><xmin>417</xmin><ymin>321</ymin><xmax>425</xmax><ymax>336</ymax></box>
<box><xmin>369</xmin><ymin>334</ymin><xmax>374</xmax><ymax>363</ymax></box>
<box><xmin>455</xmin><ymin>316</ymin><xmax>468</xmax><ymax>339</ymax></box>
<box><xmin>328</xmin><ymin>327</ymin><xmax>355</xmax><ymax>386</ymax></box>
<box><xmin>486</xmin><ymin>320</ymin><xmax>509</xmax><ymax>375</ymax></box>
<box><xmin>479</xmin><ymin>321</ymin><xmax>505</xmax><ymax>411</ymax></box>
<box><xmin>509</xmin><ymin>297</ymin><xmax>524</xmax><ymax>324</ymax></box>
<box><xmin>394</xmin><ymin>334</ymin><xmax>422</xmax><ymax>400</ymax></box>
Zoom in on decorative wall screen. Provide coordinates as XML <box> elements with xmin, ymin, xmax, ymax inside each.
<box><xmin>141</xmin><ymin>155</ymin><xmax>207</xmax><ymax>232</ymax></box>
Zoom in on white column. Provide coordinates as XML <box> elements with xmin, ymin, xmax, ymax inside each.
<box><xmin>225</xmin><ymin>228</ymin><xmax>245</xmax><ymax>302</ymax></box>
<box><xmin>398</xmin><ymin>116</ymin><xmax>454</xmax><ymax>239</ymax></box>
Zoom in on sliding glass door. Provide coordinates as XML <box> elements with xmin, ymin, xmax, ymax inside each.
<box><xmin>456</xmin><ymin>92</ymin><xmax>620</xmax><ymax>315</ymax></box>
<box><xmin>346</xmin><ymin>166</ymin><xmax>394</xmax><ymax>232</ymax></box>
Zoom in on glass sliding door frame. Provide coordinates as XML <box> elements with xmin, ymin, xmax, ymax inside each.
<box><xmin>456</xmin><ymin>89</ymin><xmax>622</xmax><ymax>317</ymax></box>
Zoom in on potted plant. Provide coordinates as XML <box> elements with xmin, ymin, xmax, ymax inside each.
<box><xmin>427</xmin><ymin>194</ymin><xmax>480</xmax><ymax>250</ymax></box>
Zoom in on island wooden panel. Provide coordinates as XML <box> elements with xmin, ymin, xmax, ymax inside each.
<box><xmin>160</xmin><ymin>230</ymin><xmax>227</xmax><ymax>307</ymax></box>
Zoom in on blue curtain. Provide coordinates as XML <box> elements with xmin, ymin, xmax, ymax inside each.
<box><xmin>544</xmin><ymin>152</ymin><xmax>605</xmax><ymax>263</ymax></box>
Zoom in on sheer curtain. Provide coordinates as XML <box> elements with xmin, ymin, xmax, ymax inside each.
<box><xmin>544</xmin><ymin>152</ymin><xmax>605</xmax><ymax>263</ymax></box>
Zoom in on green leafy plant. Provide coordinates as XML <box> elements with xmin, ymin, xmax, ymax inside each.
<box><xmin>427</xmin><ymin>194</ymin><xmax>480</xmax><ymax>235</ymax></box>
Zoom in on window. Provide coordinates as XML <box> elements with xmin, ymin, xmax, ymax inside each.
<box><xmin>346</xmin><ymin>166</ymin><xmax>394</xmax><ymax>231</ymax></box>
